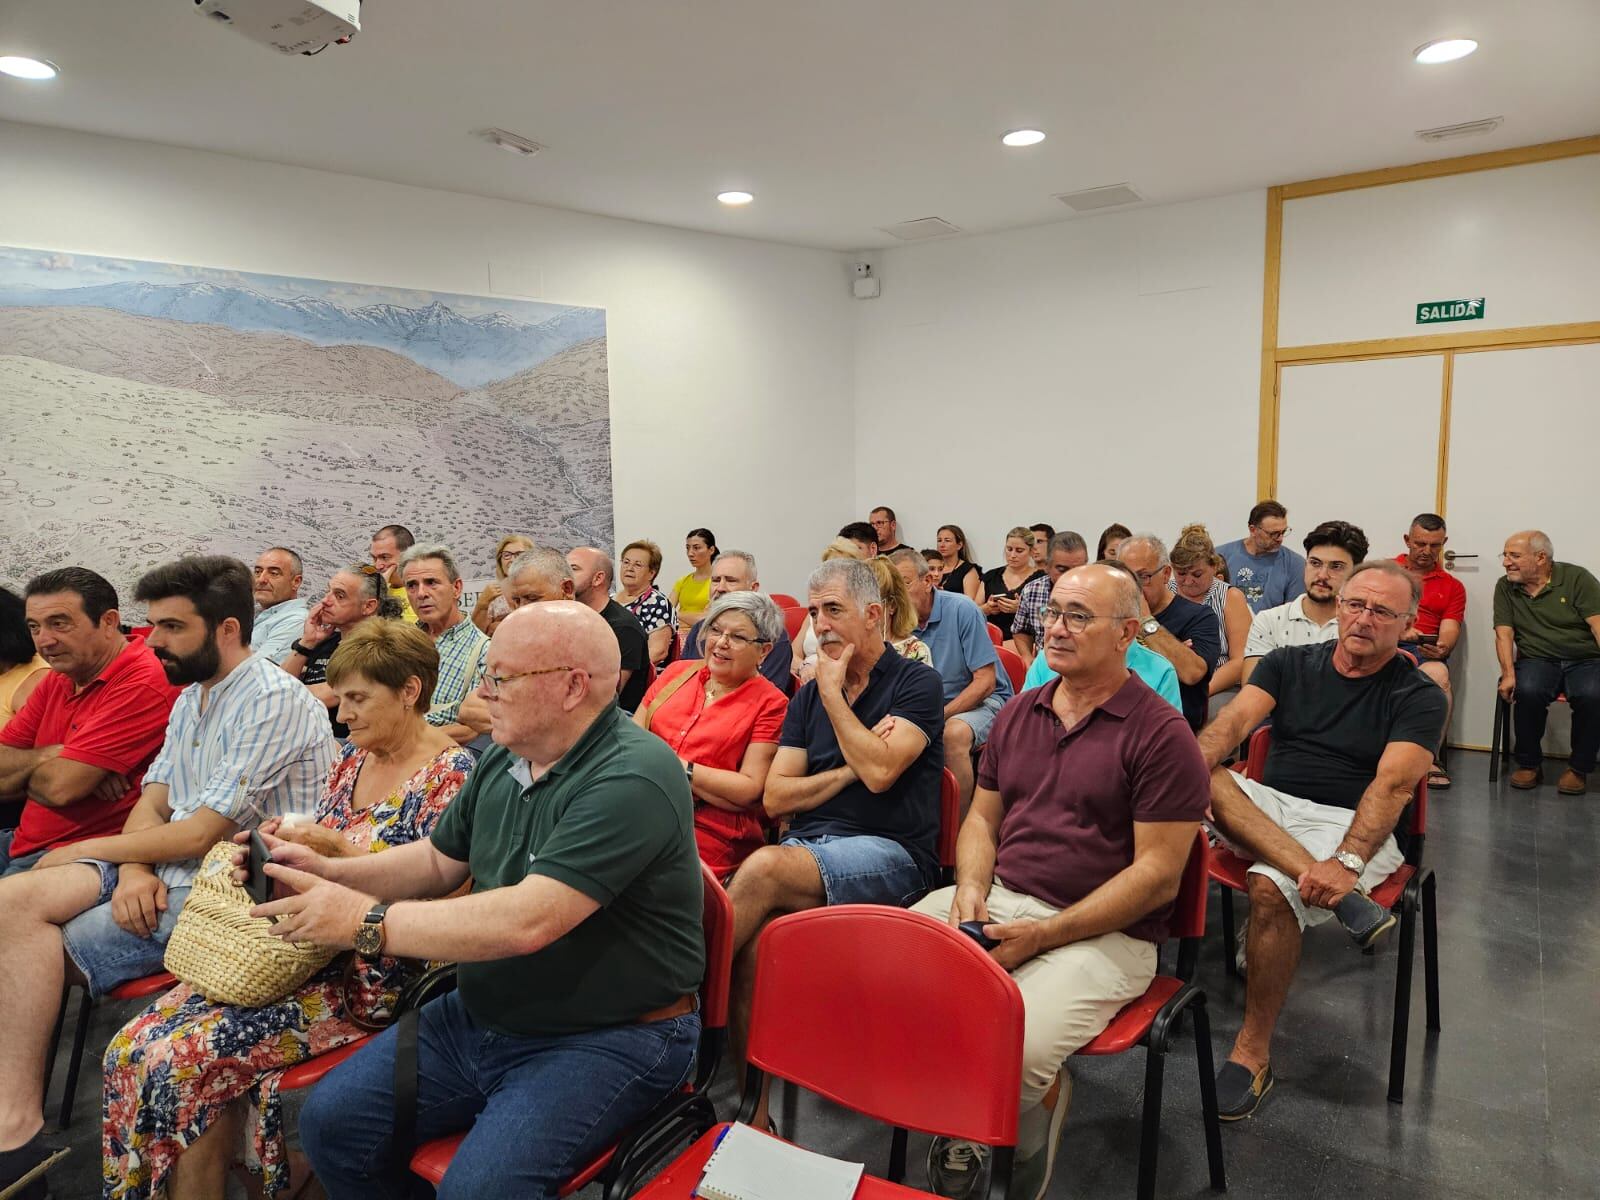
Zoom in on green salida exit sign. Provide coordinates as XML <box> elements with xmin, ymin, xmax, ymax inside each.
<box><xmin>1416</xmin><ymin>297</ymin><xmax>1485</xmax><ymax>324</ymax></box>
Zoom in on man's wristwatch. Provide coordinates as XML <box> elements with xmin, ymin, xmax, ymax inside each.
<box><xmin>1139</xmin><ymin>617</ymin><xmax>1161</xmax><ymax>641</ymax></box>
<box><xmin>1333</xmin><ymin>851</ymin><xmax>1365</xmax><ymax>876</ymax></box>
<box><xmin>290</xmin><ymin>640</ymin><xmax>316</xmax><ymax>657</ymax></box>
<box><xmin>353</xmin><ymin>903</ymin><xmax>389</xmax><ymax>958</ymax></box>
<box><xmin>684</xmin><ymin>761</ymin><xmax>695</xmax><ymax>786</ymax></box>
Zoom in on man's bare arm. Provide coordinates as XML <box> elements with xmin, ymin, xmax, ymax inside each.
<box><xmin>318</xmin><ymin>835</ymin><xmax>472</xmax><ymax>900</ymax></box>
<box><xmin>763</xmin><ymin>746</ymin><xmax>855</xmax><ymax>819</ymax></box>
<box><xmin>944</xmin><ymin>663</ymin><xmax>996</xmax><ymax>720</ymax></box>
<box><xmin>1195</xmin><ymin>685</ymin><xmax>1276</xmax><ymax>770</ymax></box>
<box><xmin>1338</xmin><ymin>741</ymin><xmax>1432</xmax><ymax>863</ymax></box>
<box><xmin>821</xmin><ymin>686</ymin><xmax>927</xmax><ymax>793</ymax></box>
<box><xmin>0</xmin><ymin>743</ymin><xmax>58</xmax><ymax>796</ymax></box>
<box><xmin>27</xmin><ymin>755</ymin><xmax>118</xmax><ymax>809</ymax></box>
<box><xmin>1142</xmin><ymin>626</ymin><xmax>1207</xmax><ymax>685</ymax></box>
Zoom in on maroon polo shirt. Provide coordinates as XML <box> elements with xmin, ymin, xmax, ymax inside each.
<box><xmin>976</xmin><ymin>673</ymin><xmax>1209</xmax><ymax>944</ymax></box>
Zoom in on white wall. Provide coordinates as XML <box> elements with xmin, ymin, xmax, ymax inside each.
<box><xmin>0</xmin><ymin>119</ymin><xmax>856</xmax><ymax>596</ymax></box>
<box><xmin>852</xmin><ymin>191</ymin><xmax>1267</xmax><ymax>568</ymax></box>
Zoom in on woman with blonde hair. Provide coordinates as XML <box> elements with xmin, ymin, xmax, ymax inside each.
<box><xmin>470</xmin><ymin>533</ymin><xmax>536</xmax><ymax>635</ymax></box>
<box><xmin>1169</xmin><ymin>523</ymin><xmax>1251</xmax><ymax>701</ymax></box>
<box><xmin>866</xmin><ymin>555</ymin><xmax>932</xmax><ymax>666</ymax></box>
<box><xmin>978</xmin><ymin>526</ymin><xmax>1046</xmax><ymax>643</ymax></box>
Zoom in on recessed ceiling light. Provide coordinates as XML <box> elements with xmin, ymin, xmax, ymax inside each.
<box><xmin>0</xmin><ymin>56</ymin><xmax>59</xmax><ymax>81</ymax></box>
<box><xmin>717</xmin><ymin>191</ymin><xmax>754</xmax><ymax>206</ymax></box>
<box><xmin>1413</xmin><ymin>38</ymin><xmax>1478</xmax><ymax>64</ymax></box>
<box><xmin>1001</xmin><ymin>129</ymin><xmax>1047</xmax><ymax>148</ymax></box>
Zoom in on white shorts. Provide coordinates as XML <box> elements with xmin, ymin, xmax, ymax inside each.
<box><xmin>1212</xmin><ymin>775</ymin><xmax>1403</xmax><ymax>931</ymax></box>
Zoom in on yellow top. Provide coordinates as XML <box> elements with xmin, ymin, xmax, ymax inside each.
<box><xmin>670</xmin><ymin>573</ymin><xmax>712</xmax><ymax>621</ymax></box>
<box><xmin>0</xmin><ymin>655</ymin><xmax>49</xmax><ymax>722</ymax></box>
<box><xmin>388</xmin><ymin>584</ymin><xmax>417</xmax><ymax>623</ymax></box>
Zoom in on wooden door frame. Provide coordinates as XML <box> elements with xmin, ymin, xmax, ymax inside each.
<box><xmin>1257</xmin><ymin>134</ymin><xmax>1600</xmax><ymax>502</ymax></box>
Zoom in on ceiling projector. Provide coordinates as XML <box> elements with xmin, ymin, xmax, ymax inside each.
<box><xmin>194</xmin><ymin>0</ymin><xmax>360</xmax><ymax>56</ymax></box>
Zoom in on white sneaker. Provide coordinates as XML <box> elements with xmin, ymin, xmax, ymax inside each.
<box><xmin>926</xmin><ymin>1138</ymin><xmax>992</xmax><ymax>1199</ymax></box>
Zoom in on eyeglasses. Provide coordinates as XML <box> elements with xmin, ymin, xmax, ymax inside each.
<box><xmin>703</xmin><ymin>625</ymin><xmax>766</xmax><ymax>651</ymax></box>
<box><xmin>1252</xmin><ymin>526</ymin><xmax>1291</xmax><ymax>540</ymax></box>
<box><xmin>1040</xmin><ymin>605</ymin><xmax>1121</xmax><ymax>634</ymax></box>
<box><xmin>1131</xmin><ymin>568</ymin><xmax>1166</xmax><ymax>585</ymax></box>
<box><xmin>480</xmin><ymin>665</ymin><xmax>574</xmax><ymax>696</ymax></box>
<box><xmin>1338</xmin><ymin>597</ymin><xmax>1405</xmax><ymax>624</ymax></box>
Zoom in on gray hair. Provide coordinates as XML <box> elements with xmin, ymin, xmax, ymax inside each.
<box><xmin>1345</xmin><ymin>560</ymin><xmax>1422</xmax><ymax>613</ymax></box>
<box><xmin>507</xmin><ymin>547</ymin><xmax>572</xmax><ymax>590</ymax></box>
<box><xmin>263</xmin><ymin>546</ymin><xmax>304</xmax><ymax>575</ymax></box>
<box><xmin>701</xmin><ymin>590</ymin><xmax>785</xmax><ymax>645</ymax></box>
<box><xmin>1049</xmin><ymin>531</ymin><xmax>1087</xmax><ymax>557</ymax></box>
<box><xmin>1121</xmin><ymin>533</ymin><xmax>1170</xmax><ymax>568</ymax></box>
<box><xmin>807</xmin><ymin>558</ymin><xmax>881</xmax><ymax>613</ymax></box>
<box><xmin>887</xmin><ymin>547</ymin><xmax>929</xmax><ymax>578</ymax></box>
<box><xmin>713</xmin><ymin>550</ymin><xmax>758</xmax><ymax>583</ymax></box>
<box><xmin>1527</xmin><ymin>530</ymin><xmax>1554</xmax><ymax>560</ymax></box>
<box><xmin>399</xmin><ymin>542</ymin><xmax>461</xmax><ymax>583</ymax></box>
<box><xmin>1091</xmin><ymin>560</ymin><xmax>1144</xmax><ymax>620</ymax></box>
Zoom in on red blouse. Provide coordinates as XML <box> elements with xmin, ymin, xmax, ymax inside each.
<box><xmin>639</xmin><ymin>661</ymin><xmax>788</xmax><ymax>874</ymax></box>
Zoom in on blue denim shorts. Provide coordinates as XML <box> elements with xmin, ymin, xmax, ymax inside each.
<box><xmin>59</xmin><ymin>861</ymin><xmax>190</xmax><ymax>998</ymax></box>
<box><xmin>781</xmin><ymin>833</ymin><xmax>928</xmax><ymax>906</ymax></box>
<box><xmin>0</xmin><ymin>828</ymin><xmax>47</xmax><ymax>877</ymax></box>
<box><xmin>950</xmin><ymin>691</ymin><xmax>1007</xmax><ymax>747</ymax></box>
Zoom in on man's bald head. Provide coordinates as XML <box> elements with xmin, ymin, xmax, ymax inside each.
<box><xmin>485</xmin><ymin>602</ymin><xmax>621</xmax><ymax>759</ymax></box>
<box><xmin>565</xmin><ymin>547</ymin><xmax>613</xmax><ymax>608</ymax></box>
<box><xmin>1040</xmin><ymin>563</ymin><xmax>1140</xmax><ymax>684</ymax></box>
<box><xmin>496</xmin><ymin>601</ymin><xmax>619</xmax><ymax>690</ymax></box>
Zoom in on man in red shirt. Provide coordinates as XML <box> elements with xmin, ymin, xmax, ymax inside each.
<box><xmin>0</xmin><ymin>569</ymin><xmax>179</xmax><ymax>873</ymax></box>
<box><xmin>1397</xmin><ymin>514</ymin><xmax>1466</xmax><ymax>788</ymax></box>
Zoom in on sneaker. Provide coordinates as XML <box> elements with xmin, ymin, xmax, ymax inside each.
<box><xmin>1509</xmin><ymin>767</ymin><xmax>1543</xmax><ymax>790</ymax></box>
<box><xmin>926</xmin><ymin>1138</ymin><xmax>991</xmax><ymax>1199</ymax></box>
<box><xmin>1006</xmin><ymin>1071</ymin><xmax>1072</xmax><ymax>1200</ymax></box>
<box><xmin>1335</xmin><ymin>887</ymin><xmax>1397</xmax><ymax>950</ymax></box>
<box><xmin>1557</xmin><ymin>769</ymin><xmax>1588</xmax><ymax>796</ymax></box>
<box><xmin>1215</xmin><ymin>1060</ymin><xmax>1274</xmax><ymax>1121</ymax></box>
<box><xmin>0</xmin><ymin>1134</ymin><xmax>68</xmax><ymax>1200</ymax></box>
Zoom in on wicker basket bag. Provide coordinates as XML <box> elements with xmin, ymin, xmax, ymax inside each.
<box><xmin>164</xmin><ymin>840</ymin><xmax>338</xmax><ymax>1006</ymax></box>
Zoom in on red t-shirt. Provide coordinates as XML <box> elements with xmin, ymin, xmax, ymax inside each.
<box><xmin>638</xmin><ymin>661</ymin><xmax>788</xmax><ymax>876</ymax></box>
<box><xmin>1394</xmin><ymin>554</ymin><xmax>1467</xmax><ymax>637</ymax></box>
<box><xmin>0</xmin><ymin>637</ymin><xmax>181</xmax><ymax>856</ymax></box>
<box><xmin>978</xmin><ymin>673</ymin><xmax>1210</xmax><ymax>944</ymax></box>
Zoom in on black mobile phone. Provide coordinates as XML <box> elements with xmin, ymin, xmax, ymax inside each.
<box><xmin>1414</xmin><ymin>632</ymin><xmax>1439</xmax><ymax>645</ymax></box>
<box><xmin>958</xmin><ymin>920</ymin><xmax>1000</xmax><ymax>951</ymax></box>
<box><xmin>245</xmin><ymin>830</ymin><xmax>273</xmax><ymax>905</ymax></box>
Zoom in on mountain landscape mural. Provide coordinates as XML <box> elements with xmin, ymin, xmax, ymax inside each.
<box><xmin>0</xmin><ymin>246</ymin><xmax>611</xmax><ymax>607</ymax></box>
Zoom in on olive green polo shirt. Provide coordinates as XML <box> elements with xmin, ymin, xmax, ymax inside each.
<box><xmin>1492</xmin><ymin>562</ymin><xmax>1600</xmax><ymax>662</ymax></box>
<box><xmin>430</xmin><ymin>704</ymin><xmax>705</xmax><ymax>1037</ymax></box>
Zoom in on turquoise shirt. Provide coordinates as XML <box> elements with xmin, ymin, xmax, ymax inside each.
<box><xmin>1023</xmin><ymin>639</ymin><xmax>1183</xmax><ymax>713</ymax></box>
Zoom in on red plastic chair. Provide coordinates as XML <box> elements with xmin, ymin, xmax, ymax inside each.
<box><xmin>780</xmin><ymin>606</ymin><xmax>808</xmax><ymax>642</ymax></box>
<box><xmin>632</xmin><ymin>904</ymin><xmax>1025</xmax><ymax>1199</ymax></box>
<box><xmin>1213</xmin><ymin>726</ymin><xmax>1439</xmax><ymax>1103</ymax></box>
<box><xmin>985</xmin><ymin>622</ymin><xmax>1004</xmax><ymax>646</ymax></box>
<box><xmin>1075</xmin><ymin>830</ymin><xmax>1227</xmax><ymax>1200</ymax></box>
<box><xmin>1489</xmin><ymin>690</ymin><xmax>1566</xmax><ymax>782</ymax></box>
<box><xmin>996</xmin><ymin>646</ymin><xmax>1026</xmax><ymax>694</ymax></box>
<box><xmin>47</xmin><ymin>970</ymin><xmax>178</xmax><ymax>1129</ymax></box>
<box><xmin>277</xmin><ymin>1034</ymin><xmax>374</xmax><ymax>1092</ymax></box>
<box><xmin>937</xmin><ymin>767</ymin><xmax>960</xmax><ymax>882</ymax></box>
<box><xmin>768</xmin><ymin>593</ymin><xmax>800</xmax><ymax>611</ymax></box>
<box><xmin>411</xmin><ymin>863</ymin><xmax>735</xmax><ymax>1198</ymax></box>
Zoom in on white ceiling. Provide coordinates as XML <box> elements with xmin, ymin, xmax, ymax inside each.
<box><xmin>1</xmin><ymin>1</ymin><xmax>1597</xmax><ymax>252</ymax></box>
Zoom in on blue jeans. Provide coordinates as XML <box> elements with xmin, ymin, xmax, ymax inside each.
<box><xmin>780</xmin><ymin>833</ymin><xmax>930</xmax><ymax>906</ymax></box>
<box><xmin>59</xmin><ymin>862</ymin><xmax>189</xmax><ymax>998</ymax></box>
<box><xmin>0</xmin><ymin>828</ymin><xmax>46</xmax><ymax>876</ymax></box>
<box><xmin>300</xmin><ymin>989</ymin><xmax>700</xmax><ymax>1200</ymax></box>
<box><xmin>1514</xmin><ymin>657</ymin><xmax>1600</xmax><ymax>774</ymax></box>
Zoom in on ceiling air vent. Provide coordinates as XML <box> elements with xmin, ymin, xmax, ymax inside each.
<box><xmin>1416</xmin><ymin>116</ymin><xmax>1503</xmax><ymax>143</ymax></box>
<box><xmin>475</xmin><ymin>128</ymin><xmax>544</xmax><ymax>157</ymax></box>
<box><xmin>1055</xmin><ymin>183</ymin><xmax>1144</xmax><ymax>213</ymax></box>
<box><xmin>880</xmin><ymin>217</ymin><xmax>962</xmax><ymax>241</ymax></box>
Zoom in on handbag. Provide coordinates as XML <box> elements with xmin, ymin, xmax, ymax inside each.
<box><xmin>163</xmin><ymin>840</ymin><xmax>338</xmax><ymax>1006</ymax></box>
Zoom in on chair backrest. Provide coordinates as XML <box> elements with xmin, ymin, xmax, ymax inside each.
<box><xmin>937</xmin><ymin>767</ymin><xmax>960</xmax><ymax>870</ymax></box>
<box><xmin>996</xmin><ymin>646</ymin><xmax>1026</xmax><ymax>693</ymax></box>
<box><xmin>985</xmin><ymin>622</ymin><xmax>1004</xmax><ymax>646</ymax></box>
<box><xmin>781</xmin><ymin>605</ymin><xmax>808</xmax><ymax>641</ymax></box>
<box><xmin>769</xmin><ymin>592</ymin><xmax>800</xmax><ymax>610</ymax></box>
<box><xmin>698</xmin><ymin>862</ymin><xmax>735</xmax><ymax>1032</ymax></box>
<box><xmin>747</xmin><ymin>906</ymin><xmax>1023</xmax><ymax>1146</ymax></box>
<box><xmin>1169</xmin><ymin>829</ymin><xmax>1211</xmax><ymax>941</ymax></box>
<box><xmin>1244</xmin><ymin>725</ymin><xmax>1426</xmax><ymax>853</ymax></box>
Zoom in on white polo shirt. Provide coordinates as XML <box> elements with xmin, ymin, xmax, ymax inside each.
<box><xmin>1244</xmin><ymin>598</ymin><xmax>1340</xmax><ymax>659</ymax></box>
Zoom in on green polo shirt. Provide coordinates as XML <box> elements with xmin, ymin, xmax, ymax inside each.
<box><xmin>430</xmin><ymin>704</ymin><xmax>705</xmax><ymax>1037</ymax></box>
<box><xmin>1492</xmin><ymin>562</ymin><xmax>1600</xmax><ymax>662</ymax></box>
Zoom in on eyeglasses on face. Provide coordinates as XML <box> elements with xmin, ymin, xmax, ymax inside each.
<box><xmin>1338</xmin><ymin>597</ymin><xmax>1405</xmax><ymax>624</ymax></box>
<box><xmin>1040</xmin><ymin>605</ymin><xmax>1121</xmax><ymax>635</ymax></box>
<box><xmin>703</xmin><ymin>625</ymin><xmax>766</xmax><ymax>651</ymax></box>
<box><xmin>1252</xmin><ymin>525</ymin><xmax>1291</xmax><ymax>540</ymax></box>
<box><xmin>481</xmin><ymin>665</ymin><xmax>575</xmax><ymax>696</ymax></box>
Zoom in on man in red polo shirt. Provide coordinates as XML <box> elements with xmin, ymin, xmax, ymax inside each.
<box><xmin>1397</xmin><ymin>513</ymin><xmax>1465</xmax><ymax>788</ymax></box>
<box><xmin>912</xmin><ymin>563</ymin><xmax>1209</xmax><ymax>1200</ymax></box>
<box><xmin>0</xmin><ymin>568</ymin><xmax>178</xmax><ymax>873</ymax></box>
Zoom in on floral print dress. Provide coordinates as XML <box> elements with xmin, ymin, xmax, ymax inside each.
<box><xmin>101</xmin><ymin>743</ymin><xmax>472</xmax><ymax>1200</ymax></box>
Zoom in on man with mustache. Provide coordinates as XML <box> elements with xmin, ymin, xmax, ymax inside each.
<box><xmin>0</xmin><ymin>556</ymin><xmax>336</xmax><ymax>1199</ymax></box>
<box><xmin>0</xmin><ymin>569</ymin><xmax>178</xmax><ymax>874</ymax></box>
<box><xmin>400</xmin><ymin>544</ymin><xmax>489</xmax><ymax>744</ymax></box>
<box><xmin>1242</xmin><ymin>521</ymin><xmax>1368</xmax><ymax>686</ymax></box>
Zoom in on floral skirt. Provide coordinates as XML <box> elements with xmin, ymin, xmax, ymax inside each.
<box><xmin>101</xmin><ymin>965</ymin><xmax>373</xmax><ymax>1200</ymax></box>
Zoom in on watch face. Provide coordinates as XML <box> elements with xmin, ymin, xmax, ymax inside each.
<box><xmin>354</xmin><ymin>923</ymin><xmax>382</xmax><ymax>956</ymax></box>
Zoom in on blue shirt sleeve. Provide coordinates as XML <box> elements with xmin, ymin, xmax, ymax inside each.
<box><xmin>1282</xmin><ymin>549</ymin><xmax>1307</xmax><ymax>603</ymax></box>
<box><xmin>954</xmin><ymin>600</ymin><xmax>1011</xmax><ymax>700</ymax></box>
<box><xmin>759</xmin><ymin>630</ymin><xmax>794</xmax><ymax>690</ymax></box>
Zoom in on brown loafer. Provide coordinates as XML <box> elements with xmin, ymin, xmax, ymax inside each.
<box><xmin>1509</xmin><ymin>767</ymin><xmax>1543</xmax><ymax>790</ymax></box>
<box><xmin>1557</xmin><ymin>769</ymin><xmax>1588</xmax><ymax>796</ymax></box>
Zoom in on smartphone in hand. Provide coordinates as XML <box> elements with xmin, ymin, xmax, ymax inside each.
<box><xmin>244</xmin><ymin>829</ymin><xmax>273</xmax><ymax>905</ymax></box>
<box><xmin>958</xmin><ymin>920</ymin><xmax>999</xmax><ymax>951</ymax></box>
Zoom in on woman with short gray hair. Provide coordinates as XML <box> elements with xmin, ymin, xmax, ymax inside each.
<box><xmin>634</xmin><ymin>590</ymin><xmax>790</xmax><ymax>876</ymax></box>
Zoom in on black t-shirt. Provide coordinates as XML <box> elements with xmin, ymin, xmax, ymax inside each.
<box><xmin>1251</xmin><ymin>642</ymin><xmax>1447</xmax><ymax>810</ymax></box>
<box><xmin>299</xmin><ymin>633</ymin><xmax>347</xmax><ymax>736</ymax></box>
<box><xmin>941</xmin><ymin>561</ymin><xmax>978</xmax><ymax>595</ymax></box>
<box><xmin>779</xmin><ymin>646</ymin><xmax>944</xmax><ymax>886</ymax></box>
<box><xmin>599</xmin><ymin>600</ymin><xmax>650</xmax><ymax>712</ymax></box>
<box><xmin>1154</xmin><ymin>594</ymin><xmax>1220</xmax><ymax>732</ymax></box>
<box><xmin>979</xmin><ymin>567</ymin><xmax>1045</xmax><ymax>639</ymax></box>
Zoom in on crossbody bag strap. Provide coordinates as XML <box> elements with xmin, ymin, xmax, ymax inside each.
<box><xmin>637</xmin><ymin>661</ymin><xmax>701</xmax><ymax>733</ymax></box>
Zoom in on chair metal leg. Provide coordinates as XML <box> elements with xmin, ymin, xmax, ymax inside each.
<box><xmin>1134</xmin><ymin>1041</ymin><xmax>1167</xmax><ymax>1200</ymax></box>
<box><xmin>1489</xmin><ymin>696</ymin><xmax>1504</xmax><ymax>782</ymax></box>
<box><xmin>42</xmin><ymin>988</ymin><xmax>68</xmax><ymax>1110</ymax></box>
<box><xmin>886</xmin><ymin>1126</ymin><xmax>908</xmax><ymax>1185</ymax></box>
<box><xmin>1219</xmin><ymin>887</ymin><xmax>1239</xmax><ymax>979</ymax></box>
<box><xmin>1191</xmin><ymin>997</ymin><xmax>1227</xmax><ymax>1193</ymax></box>
<box><xmin>1422</xmin><ymin>872</ymin><xmax>1441</xmax><ymax>1032</ymax></box>
<box><xmin>58</xmin><ymin>987</ymin><xmax>94</xmax><ymax>1130</ymax></box>
<box><xmin>1386</xmin><ymin>888</ymin><xmax>1419</xmax><ymax>1104</ymax></box>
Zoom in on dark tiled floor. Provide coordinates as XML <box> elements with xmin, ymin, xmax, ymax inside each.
<box><xmin>45</xmin><ymin>751</ymin><xmax>1599</xmax><ymax>1198</ymax></box>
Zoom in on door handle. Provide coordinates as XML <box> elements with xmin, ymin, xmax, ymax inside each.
<box><xmin>1442</xmin><ymin>551</ymin><xmax>1476</xmax><ymax>561</ymax></box>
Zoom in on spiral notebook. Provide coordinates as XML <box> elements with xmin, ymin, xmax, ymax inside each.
<box><xmin>693</xmin><ymin>1121</ymin><xmax>864</xmax><ymax>1200</ymax></box>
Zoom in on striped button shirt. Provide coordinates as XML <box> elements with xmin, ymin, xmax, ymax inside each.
<box><xmin>425</xmin><ymin>617</ymin><xmax>490</xmax><ymax>727</ymax></box>
<box><xmin>143</xmin><ymin>653</ymin><xmax>339</xmax><ymax>889</ymax></box>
